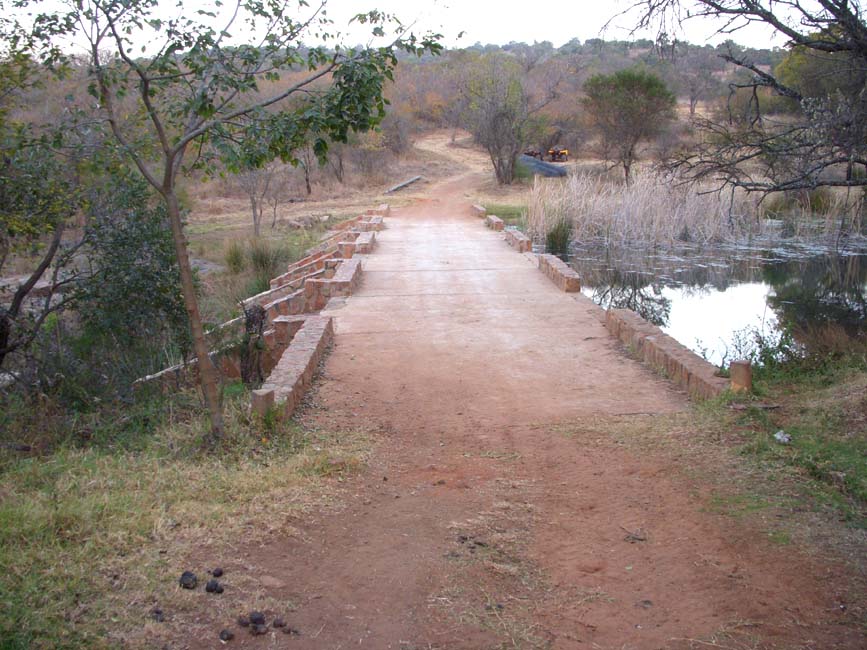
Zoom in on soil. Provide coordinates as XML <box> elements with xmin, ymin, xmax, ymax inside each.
<box><xmin>176</xmin><ymin>134</ymin><xmax>864</xmax><ymax>649</ymax></box>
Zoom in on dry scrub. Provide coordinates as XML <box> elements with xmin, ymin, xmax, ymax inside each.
<box><xmin>528</xmin><ymin>171</ymin><xmax>761</xmax><ymax>245</ymax></box>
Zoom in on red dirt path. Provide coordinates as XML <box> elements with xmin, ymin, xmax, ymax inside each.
<box><xmin>183</xmin><ymin>172</ymin><xmax>862</xmax><ymax>649</ymax></box>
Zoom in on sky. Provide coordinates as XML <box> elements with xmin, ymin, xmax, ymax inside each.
<box><xmin>323</xmin><ymin>0</ymin><xmax>785</xmax><ymax>49</ymax></box>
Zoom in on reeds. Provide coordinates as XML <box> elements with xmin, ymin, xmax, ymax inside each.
<box><xmin>528</xmin><ymin>171</ymin><xmax>761</xmax><ymax>246</ymax></box>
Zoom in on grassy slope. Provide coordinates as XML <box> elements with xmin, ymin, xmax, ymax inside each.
<box><xmin>0</xmin><ymin>388</ymin><xmax>370</xmax><ymax>649</ymax></box>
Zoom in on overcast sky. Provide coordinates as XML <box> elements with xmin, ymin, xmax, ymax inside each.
<box><xmin>324</xmin><ymin>0</ymin><xmax>784</xmax><ymax>48</ymax></box>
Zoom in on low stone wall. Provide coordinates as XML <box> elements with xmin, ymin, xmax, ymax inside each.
<box><xmin>505</xmin><ymin>228</ymin><xmax>532</xmax><ymax>253</ymax></box>
<box><xmin>605</xmin><ymin>308</ymin><xmax>729</xmax><ymax>399</ymax></box>
<box><xmin>355</xmin><ymin>231</ymin><xmax>376</xmax><ymax>254</ymax></box>
<box><xmin>270</xmin><ymin>249</ymin><xmax>334</xmax><ymax>289</ymax></box>
<box><xmin>304</xmin><ymin>257</ymin><xmax>363</xmax><ymax>311</ymax></box>
<box><xmin>366</xmin><ymin>204</ymin><xmax>390</xmax><ymax>217</ymax></box>
<box><xmin>471</xmin><ymin>204</ymin><xmax>486</xmax><ymax>218</ymax></box>
<box><xmin>252</xmin><ymin>315</ymin><xmax>334</xmax><ymax>418</ymax></box>
<box><xmin>134</xmin><ymin>207</ymin><xmax>385</xmax><ymax>391</ymax></box>
<box><xmin>136</xmin><ymin>324</ymin><xmax>288</xmax><ymax>391</ymax></box>
<box><xmin>538</xmin><ymin>254</ymin><xmax>581</xmax><ymax>292</ymax></box>
<box><xmin>485</xmin><ymin>215</ymin><xmax>504</xmax><ymax>231</ymax></box>
<box><xmin>356</xmin><ymin>216</ymin><xmax>385</xmax><ymax>232</ymax></box>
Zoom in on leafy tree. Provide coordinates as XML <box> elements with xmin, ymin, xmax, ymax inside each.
<box><xmin>6</xmin><ymin>0</ymin><xmax>440</xmax><ymax>441</ymax></box>
<box><xmin>630</xmin><ymin>0</ymin><xmax>867</xmax><ymax>197</ymax></box>
<box><xmin>0</xmin><ymin>137</ymin><xmax>83</xmax><ymax>372</ymax></box>
<box><xmin>78</xmin><ymin>170</ymin><xmax>189</xmax><ymax>352</ymax></box>
<box><xmin>582</xmin><ymin>68</ymin><xmax>676</xmax><ymax>182</ymax></box>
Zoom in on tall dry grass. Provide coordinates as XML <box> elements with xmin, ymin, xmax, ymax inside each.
<box><xmin>528</xmin><ymin>171</ymin><xmax>762</xmax><ymax>246</ymax></box>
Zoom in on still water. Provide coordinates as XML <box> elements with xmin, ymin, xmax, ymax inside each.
<box><xmin>565</xmin><ymin>242</ymin><xmax>867</xmax><ymax>366</ymax></box>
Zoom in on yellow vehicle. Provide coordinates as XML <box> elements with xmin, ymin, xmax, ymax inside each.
<box><xmin>548</xmin><ymin>146</ymin><xmax>569</xmax><ymax>162</ymax></box>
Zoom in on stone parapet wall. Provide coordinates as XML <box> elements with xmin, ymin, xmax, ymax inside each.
<box><xmin>135</xmin><ymin>206</ymin><xmax>386</xmax><ymax>391</ymax></box>
<box><xmin>538</xmin><ymin>254</ymin><xmax>581</xmax><ymax>292</ymax></box>
<box><xmin>355</xmin><ymin>231</ymin><xmax>376</xmax><ymax>254</ymax></box>
<box><xmin>605</xmin><ymin>308</ymin><xmax>729</xmax><ymax>399</ymax></box>
<box><xmin>304</xmin><ymin>257</ymin><xmax>362</xmax><ymax>311</ymax></box>
<box><xmin>366</xmin><ymin>204</ymin><xmax>390</xmax><ymax>217</ymax></box>
<box><xmin>252</xmin><ymin>315</ymin><xmax>334</xmax><ymax>419</ymax></box>
<box><xmin>485</xmin><ymin>215</ymin><xmax>504</xmax><ymax>231</ymax></box>
<box><xmin>505</xmin><ymin>228</ymin><xmax>532</xmax><ymax>253</ymax></box>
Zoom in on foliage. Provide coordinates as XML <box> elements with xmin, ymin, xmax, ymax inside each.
<box><xmin>582</xmin><ymin>67</ymin><xmax>676</xmax><ymax>182</ymax></box>
<box><xmin>4</xmin><ymin>0</ymin><xmax>441</xmax><ymax>440</ymax></box>
<box><xmin>462</xmin><ymin>53</ymin><xmax>553</xmax><ymax>184</ymax></box>
<box><xmin>631</xmin><ymin>0</ymin><xmax>867</xmax><ymax>197</ymax></box>
<box><xmin>545</xmin><ymin>217</ymin><xmax>572</xmax><ymax>256</ymax></box>
<box><xmin>224</xmin><ymin>239</ymin><xmax>246</xmax><ymax>274</ymax></box>
<box><xmin>77</xmin><ymin>171</ymin><xmax>189</xmax><ymax>353</ymax></box>
<box><xmin>0</xmin><ymin>134</ymin><xmax>83</xmax><ymax>371</ymax></box>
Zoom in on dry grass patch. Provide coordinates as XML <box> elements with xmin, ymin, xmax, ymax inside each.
<box><xmin>528</xmin><ymin>171</ymin><xmax>761</xmax><ymax>245</ymax></box>
<box><xmin>0</xmin><ymin>389</ymin><xmax>373</xmax><ymax>649</ymax></box>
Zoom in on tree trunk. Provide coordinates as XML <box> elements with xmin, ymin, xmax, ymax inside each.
<box><xmin>251</xmin><ymin>196</ymin><xmax>261</xmax><ymax>237</ymax></box>
<box><xmin>164</xmin><ymin>190</ymin><xmax>225</xmax><ymax>442</ymax></box>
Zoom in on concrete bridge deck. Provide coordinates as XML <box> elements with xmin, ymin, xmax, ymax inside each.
<box><xmin>323</xmin><ymin>189</ymin><xmax>684</xmax><ymax>431</ymax></box>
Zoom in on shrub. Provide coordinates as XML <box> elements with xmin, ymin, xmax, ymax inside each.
<box><xmin>545</xmin><ymin>218</ymin><xmax>572</xmax><ymax>256</ymax></box>
<box><xmin>224</xmin><ymin>239</ymin><xmax>246</xmax><ymax>273</ymax></box>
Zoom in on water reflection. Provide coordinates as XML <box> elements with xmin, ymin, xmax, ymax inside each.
<box><xmin>568</xmin><ymin>243</ymin><xmax>867</xmax><ymax>364</ymax></box>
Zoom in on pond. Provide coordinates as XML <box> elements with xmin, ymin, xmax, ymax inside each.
<box><xmin>563</xmin><ymin>241</ymin><xmax>867</xmax><ymax>366</ymax></box>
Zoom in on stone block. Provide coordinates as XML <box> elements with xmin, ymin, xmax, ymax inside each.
<box><xmin>471</xmin><ymin>204</ymin><xmax>487</xmax><ymax>218</ymax></box>
<box><xmin>485</xmin><ymin>215</ymin><xmax>505</xmax><ymax>231</ymax></box>
<box><xmin>251</xmin><ymin>387</ymin><xmax>275</xmax><ymax>417</ymax></box>
<box><xmin>730</xmin><ymin>360</ymin><xmax>752</xmax><ymax>393</ymax></box>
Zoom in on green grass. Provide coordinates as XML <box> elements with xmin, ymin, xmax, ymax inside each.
<box><xmin>483</xmin><ymin>204</ymin><xmax>527</xmax><ymax>228</ymax></box>
<box><xmin>0</xmin><ymin>388</ymin><xmax>369</xmax><ymax>649</ymax></box>
<box><xmin>729</xmin><ymin>358</ymin><xmax>867</xmax><ymax>526</ymax></box>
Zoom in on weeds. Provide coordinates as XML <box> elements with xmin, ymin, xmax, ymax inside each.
<box><xmin>223</xmin><ymin>238</ymin><xmax>245</xmax><ymax>273</ymax></box>
<box><xmin>545</xmin><ymin>217</ymin><xmax>571</xmax><ymax>256</ymax></box>
<box><xmin>483</xmin><ymin>203</ymin><xmax>526</xmax><ymax>228</ymax></box>
<box><xmin>528</xmin><ymin>171</ymin><xmax>761</xmax><ymax>245</ymax></box>
<box><xmin>0</xmin><ymin>386</ymin><xmax>369</xmax><ymax>648</ymax></box>
<box><xmin>721</xmin><ymin>324</ymin><xmax>867</xmax><ymax>520</ymax></box>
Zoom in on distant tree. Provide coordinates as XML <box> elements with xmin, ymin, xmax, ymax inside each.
<box><xmin>630</xmin><ymin>0</ymin><xmax>867</xmax><ymax>198</ymax></box>
<box><xmin>582</xmin><ymin>68</ymin><xmax>676</xmax><ymax>182</ymax></box>
<box><xmin>463</xmin><ymin>54</ymin><xmax>556</xmax><ymax>184</ymax></box>
<box><xmin>6</xmin><ymin>0</ymin><xmax>440</xmax><ymax>441</ymax></box>
<box><xmin>674</xmin><ymin>44</ymin><xmax>725</xmax><ymax>116</ymax></box>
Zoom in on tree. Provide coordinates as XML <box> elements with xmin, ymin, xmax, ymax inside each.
<box><xmin>627</xmin><ymin>0</ymin><xmax>867</xmax><ymax>196</ymax></box>
<box><xmin>0</xmin><ymin>137</ymin><xmax>83</xmax><ymax>372</ymax></box>
<box><xmin>462</xmin><ymin>53</ymin><xmax>555</xmax><ymax>185</ymax></box>
<box><xmin>7</xmin><ymin>0</ymin><xmax>440</xmax><ymax>441</ymax></box>
<box><xmin>674</xmin><ymin>43</ymin><xmax>725</xmax><ymax>116</ymax></box>
<box><xmin>582</xmin><ymin>68</ymin><xmax>676</xmax><ymax>182</ymax></box>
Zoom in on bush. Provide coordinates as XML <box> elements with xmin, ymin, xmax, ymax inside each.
<box><xmin>545</xmin><ymin>218</ymin><xmax>572</xmax><ymax>256</ymax></box>
<box><xmin>224</xmin><ymin>239</ymin><xmax>246</xmax><ymax>273</ymax></box>
<box><xmin>247</xmin><ymin>238</ymin><xmax>293</xmax><ymax>293</ymax></box>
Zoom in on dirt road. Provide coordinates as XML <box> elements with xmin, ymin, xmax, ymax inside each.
<box><xmin>184</xmin><ymin>159</ymin><xmax>861</xmax><ymax>649</ymax></box>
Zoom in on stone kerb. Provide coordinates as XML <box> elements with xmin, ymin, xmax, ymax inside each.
<box><xmin>504</xmin><ymin>228</ymin><xmax>532</xmax><ymax>253</ymax></box>
<box><xmin>252</xmin><ymin>315</ymin><xmax>334</xmax><ymax>418</ymax></box>
<box><xmin>605</xmin><ymin>309</ymin><xmax>729</xmax><ymax>399</ymax></box>
<box><xmin>471</xmin><ymin>204</ymin><xmax>487</xmax><ymax>218</ymax></box>
<box><xmin>304</xmin><ymin>257</ymin><xmax>362</xmax><ymax>311</ymax></box>
<box><xmin>355</xmin><ymin>216</ymin><xmax>385</xmax><ymax>232</ymax></box>
<box><xmin>366</xmin><ymin>204</ymin><xmax>390</xmax><ymax>217</ymax></box>
<box><xmin>485</xmin><ymin>215</ymin><xmax>505</xmax><ymax>231</ymax></box>
<box><xmin>538</xmin><ymin>254</ymin><xmax>581</xmax><ymax>292</ymax></box>
<box><xmin>355</xmin><ymin>231</ymin><xmax>376</xmax><ymax>254</ymax></box>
